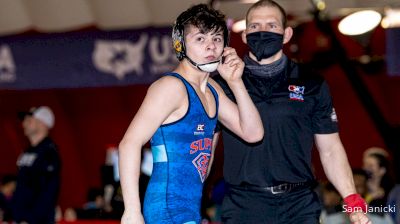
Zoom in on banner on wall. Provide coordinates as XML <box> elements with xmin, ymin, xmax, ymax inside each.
<box><xmin>0</xmin><ymin>27</ymin><xmax>179</xmax><ymax>89</ymax></box>
<box><xmin>386</xmin><ymin>28</ymin><xmax>400</xmax><ymax>76</ymax></box>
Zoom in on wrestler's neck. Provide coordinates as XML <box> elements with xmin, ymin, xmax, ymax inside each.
<box><xmin>174</xmin><ymin>59</ymin><xmax>210</xmax><ymax>88</ymax></box>
<box><xmin>249</xmin><ymin>50</ymin><xmax>283</xmax><ymax>65</ymax></box>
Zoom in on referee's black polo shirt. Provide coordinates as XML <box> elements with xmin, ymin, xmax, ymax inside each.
<box><xmin>214</xmin><ymin>59</ymin><xmax>339</xmax><ymax>187</ymax></box>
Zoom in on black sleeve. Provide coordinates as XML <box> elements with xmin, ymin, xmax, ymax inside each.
<box><xmin>311</xmin><ymin>80</ymin><xmax>339</xmax><ymax>134</ymax></box>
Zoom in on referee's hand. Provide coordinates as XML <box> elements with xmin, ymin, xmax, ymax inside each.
<box><xmin>349</xmin><ymin>212</ymin><xmax>371</xmax><ymax>224</ymax></box>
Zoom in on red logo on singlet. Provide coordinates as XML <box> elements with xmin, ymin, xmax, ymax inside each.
<box><xmin>192</xmin><ymin>152</ymin><xmax>210</xmax><ymax>183</ymax></box>
<box><xmin>189</xmin><ymin>138</ymin><xmax>212</xmax><ymax>154</ymax></box>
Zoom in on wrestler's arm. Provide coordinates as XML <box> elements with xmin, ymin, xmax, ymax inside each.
<box><xmin>316</xmin><ymin>133</ymin><xmax>371</xmax><ymax>224</ymax></box>
<box><xmin>209</xmin><ymin>47</ymin><xmax>263</xmax><ymax>143</ymax></box>
<box><xmin>119</xmin><ymin>77</ymin><xmax>185</xmax><ymax>224</ymax></box>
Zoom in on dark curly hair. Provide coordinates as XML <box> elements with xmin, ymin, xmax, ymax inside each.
<box><xmin>172</xmin><ymin>4</ymin><xmax>228</xmax><ymax>60</ymax></box>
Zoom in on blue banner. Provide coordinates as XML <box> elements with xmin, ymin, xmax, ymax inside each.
<box><xmin>386</xmin><ymin>28</ymin><xmax>400</xmax><ymax>76</ymax></box>
<box><xmin>0</xmin><ymin>27</ymin><xmax>179</xmax><ymax>89</ymax></box>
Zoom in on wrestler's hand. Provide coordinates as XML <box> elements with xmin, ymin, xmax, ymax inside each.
<box><xmin>121</xmin><ymin>211</ymin><xmax>144</xmax><ymax>224</ymax></box>
<box><xmin>217</xmin><ymin>47</ymin><xmax>244</xmax><ymax>83</ymax></box>
<box><xmin>349</xmin><ymin>212</ymin><xmax>371</xmax><ymax>224</ymax></box>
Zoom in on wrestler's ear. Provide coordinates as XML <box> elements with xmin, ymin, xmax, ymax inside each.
<box><xmin>283</xmin><ymin>26</ymin><xmax>293</xmax><ymax>44</ymax></box>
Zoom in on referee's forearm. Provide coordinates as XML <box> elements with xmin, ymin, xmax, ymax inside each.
<box><xmin>320</xmin><ymin>143</ymin><xmax>356</xmax><ymax>198</ymax></box>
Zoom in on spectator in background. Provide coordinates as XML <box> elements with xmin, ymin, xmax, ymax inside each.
<box><xmin>14</xmin><ymin>106</ymin><xmax>61</xmax><ymax>224</ymax></box>
<box><xmin>138</xmin><ymin>147</ymin><xmax>152</xmax><ymax>208</ymax></box>
<box><xmin>97</xmin><ymin>145</ymin><xmax>151</xmax><ymax>219</ymax></box>
<box><xmin>101</xmin><ymin>145</ymin><xmax>120</xmax><ymax>217</ymax></box>
<box><xmin>387</xmin><ymin>182</ymin><xmax>400</xmax><ymax>224</ymax></box>
<box><xmin>63</xmin><ymin>207</ymin><xmax>78</xmax><ymax>222</ymax></box>
<box><xmin>320</xmin><ymin>170</ymin><xmax>395</xmax><ymax>224</ymax></box>
<box><xmin>83</xmin><ymin>187</ymin><xmax>106</xmax><ymax>211</ymax></box>
<box><xmin>0</xmin><ymin>175</ymin><xmax>17</xmax><ymax>222</ymax></box>
<box><xmin>319</xmin><ymin>182</ymin><xmax>348</xmax><ymax>224</ymax></box>
<box><xmin>362</xmin><ymin>147</ymin><xmax>395</xmax><ymax>222</ymax></box>
<box><xmin>353</xmin><ymin>169</ymin><xmax>369</xmax><ymax>199</ymax></box>
<box><xmin>75</xmin><ymin>187</ymin><xmax>108</xmax><ymax>220</ymax></box>
<box><xmin>363</xmin><ymin>152</ymin><xmax>394</xmax><ymax>206</ymax></box>
<box><xmin>353</xmin><ymin>169</ymin><xmax>394</xmax><ymax>224</ymax></box>
<box><xmin>363</xmin><ymin>147</ymin><xmax>389</xmax><ymax>160</ymax></box>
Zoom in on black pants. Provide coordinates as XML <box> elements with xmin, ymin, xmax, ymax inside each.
<box><xmin>221</xmin><ymin>185</ymin><xmax>321</xmax><ymax>224</ymax></box>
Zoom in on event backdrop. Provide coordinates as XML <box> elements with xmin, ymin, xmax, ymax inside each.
<box><xmin>0</xmin><ymin>27</ymin><xmax>177</xmax><ymax>89</ymax></box>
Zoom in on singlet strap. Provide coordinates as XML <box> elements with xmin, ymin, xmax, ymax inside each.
<box><xmin>164</xmin><ymin>72</ymin><xmax>195</xmax><ymax>100</ymax></box>
<box><xmin>165</xmin><ymin>72</ymin><xmax>218</xmax><ymax>119</ymax></box>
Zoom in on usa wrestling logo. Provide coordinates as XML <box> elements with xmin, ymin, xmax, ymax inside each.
<box><xmin>288</xmin><ymin>85</ymin><xmax>305</xmax><ymax>102</ymax></box>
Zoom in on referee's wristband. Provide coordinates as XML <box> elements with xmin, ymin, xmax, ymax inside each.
<box><xmin>343</xmin><ymin>193</ymin><xmax>368</xmax><ymax>214</ymax></box>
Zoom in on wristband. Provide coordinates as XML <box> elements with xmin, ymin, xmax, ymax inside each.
<box><xmin>343</xmin><ymin>193</ymin><xmax>368</xmax><ymax>214</ymax></box>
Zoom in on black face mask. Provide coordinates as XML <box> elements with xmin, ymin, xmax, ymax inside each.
<box><xmin>246</xmin><ymin>31</ymin><xmax>284</xmax><ymax>61</ymax></box>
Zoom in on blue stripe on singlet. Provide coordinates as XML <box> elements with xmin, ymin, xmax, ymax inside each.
<box><xmin>152</xmin><ymin>144</ymin><xmax>167</xmax><ymax>162</ymax></box>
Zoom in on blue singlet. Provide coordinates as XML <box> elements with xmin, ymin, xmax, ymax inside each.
<box><xmin>143</xmin><ymin>73</ymin><xmax>219</xmax><ymax>224</ymax></box>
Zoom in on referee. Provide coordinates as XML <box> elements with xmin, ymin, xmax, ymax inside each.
<box><xmin>215</xmin><ymin>1</ymin><xmax>370</xmax><ymax>223</ymax></box>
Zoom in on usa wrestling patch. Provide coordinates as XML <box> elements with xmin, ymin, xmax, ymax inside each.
<box><xmin>288</xmin><ymin>85</ymin><xmax>305</xmax><ymax>102</ymax></box>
